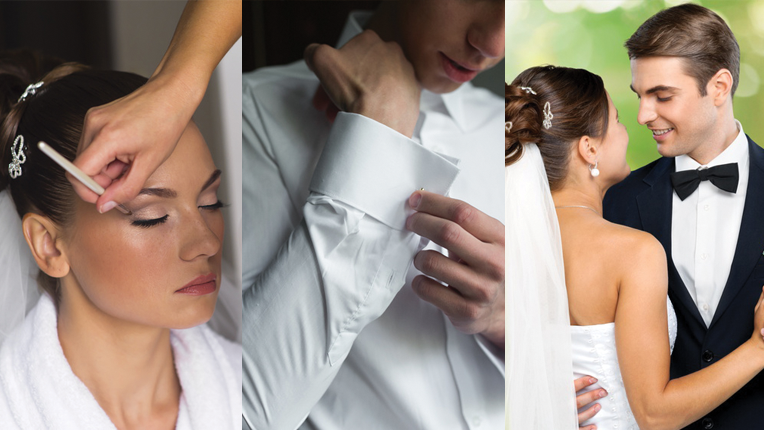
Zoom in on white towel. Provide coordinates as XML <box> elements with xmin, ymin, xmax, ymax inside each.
<box><xmin>0</xmin><ymin>293</ymin><xmax>242</xmax><ymax>429</ymax></box>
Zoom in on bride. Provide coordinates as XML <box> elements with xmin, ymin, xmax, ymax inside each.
<box><xmin>506</xmin><ymin>66</ymin><xmax>764</xmax><ymax>429</ymax></box>
<box><xmin>0</xmin><ymin>52</ymin><xmax>240</xmax><ymax>429</ymax></box>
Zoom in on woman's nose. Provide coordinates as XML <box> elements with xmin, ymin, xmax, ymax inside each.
<box><xmin>179</xmin><ymin>211</ymin><xmax>223</xmax><ymax>262</ymax></box>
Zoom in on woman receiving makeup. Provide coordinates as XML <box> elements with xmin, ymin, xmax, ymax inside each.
<box><xmin>0</xmin><ymin>51</ymin><xmax>240</xmax><ymax>429</ymax></box>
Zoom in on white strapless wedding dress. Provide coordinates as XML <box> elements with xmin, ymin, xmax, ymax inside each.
<box><xmin>572</xmin><ymin>299</ymin><xmax>677</xmax><ymax>429</ymax></box>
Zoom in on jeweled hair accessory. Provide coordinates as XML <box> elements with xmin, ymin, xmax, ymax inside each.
<box><xmin>8</xmin><ymin>135</ymin><xmax>27</xmax><ymax>179</ymax></box>
<box><xmin>506</xmin><ymin>121</ymin><xmax>513</xmax><ymax>134</ymax></box>
<box><xmin>543</xmin><ymin>101</ymin><xmax>553</xmax><ymax>130</ymax></box>
<box><xmin>18</xmin><ymin>81</ymin><xmax>43</xmax><ymax>103</ymax></box>
<box><xmin>520</xmin><ymin>86</ymin><xmax>537</xmax><ymax>95</ymax></box>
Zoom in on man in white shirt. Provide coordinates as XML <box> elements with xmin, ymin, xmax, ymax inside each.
<box><xmin>242</xmin><ymin>2</ymin><xmax>504</xmax><ymax>429</ymax></box>
<box><xmin>604</xmin><ymin>4</ymin><xmax>764</xmax><ymax>429</ymax></box>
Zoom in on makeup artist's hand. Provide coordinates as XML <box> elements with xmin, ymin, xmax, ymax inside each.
<box><xmin>72</xmin><ymin>74</ymin><xmax>196</xmax><ymax>212</ymax></box>
<box><xmin>304</xmin><ymin>29</ymin><xmax>421</xmax><ymax>138</ymax></box>
<box><xmin>405</xmin><ymin>190</ymin><xmax>505</xmax><ymax>349</ymax></box>
<box><xmin>71</xmin><ymin>0</ymin><xmax>241</xmax><ymax>213</ymax></box>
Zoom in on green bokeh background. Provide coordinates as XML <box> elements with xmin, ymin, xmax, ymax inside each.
<box><xmin>506</xmin><ymin>0</ymin><xmax>764</xmax><ymax>169</ymax></box>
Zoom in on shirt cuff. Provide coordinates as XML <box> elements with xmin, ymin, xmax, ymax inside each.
<box><xmin>310</xmin><ymin>112</ymin><xmax>460</xmax><ymax>230</ymax></box>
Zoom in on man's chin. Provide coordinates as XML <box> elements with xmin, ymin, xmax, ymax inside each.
<box><xmin>420</xmin><ymin>74</ymin><xmax>465</xmax><ymax>94</ymax></box>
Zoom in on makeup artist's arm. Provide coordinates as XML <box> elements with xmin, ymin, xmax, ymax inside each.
<box><xmin>241</xmin><ymin>32</ymin><xmax>457</xmax><ymax>430</ymax></box>
<box><xmin>71</xmin><ymin>0</ymin><xmax>241</xmax><ymax>213</ymax></box>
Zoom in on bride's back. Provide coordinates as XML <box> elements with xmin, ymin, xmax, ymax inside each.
<box><xmin>558</xmin><ymin>212</ymin><xmax>656</xmax><ymax>326</ymax></box>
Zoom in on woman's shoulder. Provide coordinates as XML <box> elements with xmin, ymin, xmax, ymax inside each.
<box><xmin>599</xmin><ymin>219</ymin><xmax>664</xmax><ymax>254</ymax></box>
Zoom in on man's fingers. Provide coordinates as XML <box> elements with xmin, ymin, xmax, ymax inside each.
<box><xmin>312</xmin><ymin>86</ymin><xmax>332</xmax><ymax>111</ymax></box>
<box><xmin>409</xmin><ymin>190</ymin><xmax>503</xmax><ymax>244</ymax></box>
<box><xmin>573</xmin><ymin>376</ymin><xmax>598</xmax><ymax>392</ymax></box>
<box><xmin>576</xmin><ymin>388</ymin><xmax>607</xmax><ymax>409</ymax></box>
<box><xmin>312</xmin><ymin>86</ymin><xmax>341</xmax><ymax>123</ymax></box>
<box><xmin>406</xmin><ymin>211</ymin><xmax>488</xmax><ymax>269</ymax></box>
<box><xmin>578</xmin><ymin>403</ymin><xmax>601</xmax><ymax>428</ymax></box>
<box><xmin>412</xmin><ymin>275</ymin><xmax>492</xmax><ymax>327</ymax></box>
<box><xmin>414</xmin><ymin>250</ymin><xmax>495</xmax><ymax>302</ymax></box>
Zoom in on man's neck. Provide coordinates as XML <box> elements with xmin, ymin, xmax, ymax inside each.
<box><xmin>687</xmin><ymin>115</ymin><xmax>739</xmax><ymax>166</ymax></box>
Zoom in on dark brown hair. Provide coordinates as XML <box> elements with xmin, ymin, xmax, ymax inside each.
<box><xmin>506</xmin><ymin>66</ymin><xmax>609</xmax><ymax>191</ymax></box>
<box><xmin>625</xmin><ymin>3</ymin><xmax>740</xmax><ymax>97</ymax></box>
<box><xmin>0</xmin><ymin>50</ymin><xmax>147</xmax><ymax>299</ymax></box>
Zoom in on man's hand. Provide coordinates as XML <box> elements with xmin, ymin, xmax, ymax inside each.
<box><xmin>405</xmin><ymin>190</ymin><xmax>504</xmax><ymax>348</ymax></box>
<box><xmin>304</xmin><ymin>29</ymin><xmax>421</xmax><ymax>137</ymax></box>
<box><xmin>575</xmin><ymin>376</ymin><xmax>606</xmax><ymax>429</ymax></box>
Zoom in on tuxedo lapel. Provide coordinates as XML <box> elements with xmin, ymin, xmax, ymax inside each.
<box><xmin>710</xmin><ymin>137</ymin><xmax>764</xmax><ymax>328</ymax></box>
<box><xmin>636</xmin><ymin>157</ymin><xmax>706</xmax><ymax>326</ymax></box>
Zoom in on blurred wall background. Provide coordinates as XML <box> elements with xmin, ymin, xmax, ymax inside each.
<box><xmin>506</xmin><ymin>0</ymin><xmax>764</xmax><ymax>169</ymax></box>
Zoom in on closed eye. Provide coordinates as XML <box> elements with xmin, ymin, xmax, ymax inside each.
<box><xmin>131</xmin><ymin>214</ymin><xmax>169</xmax><ymax>228</ymax></box>
<box><xmin>200</xmin><ymin>200</ymin><xmax>225</xmax><ymax>211</ymax></box>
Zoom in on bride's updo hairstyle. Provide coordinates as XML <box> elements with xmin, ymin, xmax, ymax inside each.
<box><xmin>0</xmin><ymin>50</ymin><xmax>147</xmax><ymax>299</ymax></box>
<box><xmin>506</xmin><ymin>66</ymin><xmax>609</xmax><ymax>190</ymax></box>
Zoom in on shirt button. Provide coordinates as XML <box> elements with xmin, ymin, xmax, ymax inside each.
<box><xmin>702</xmin><ymin>350</ymin><xmax>715</xmax><ymax>362</ymax></box>
<box><xmin>704</xmin><ymin>204</ymin><xmax>710</xmax><ymax>211</ymax></box>
<box><xmin>472</xmin><ymin>416</ymin><xmax>482</xmax><ymax>427</ymax></box>
<box><xmin>702</xmin><ymin>303</ymin><xmax>709</xmax><ymax>311</ymax></box>
<box><xmin>702</xmin><ymin>417</ymin><xmax>714</xmax><ymax>429</ymax></box>
<box><xmin>701</xmin><ymin>253</ymin><xmax>708</xmax><ymax>260</ymax></box>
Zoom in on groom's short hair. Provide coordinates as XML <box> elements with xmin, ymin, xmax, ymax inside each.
<box><xmin>625</xmin><ymin>3</ymin><xmax>740</xmax><ymax>98</ymax></box>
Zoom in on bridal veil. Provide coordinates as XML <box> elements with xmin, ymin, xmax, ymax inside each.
<box><xmin>506</xmin><ymin>143</ymin><xmax>577</xmax><ymax>429</ymax></box>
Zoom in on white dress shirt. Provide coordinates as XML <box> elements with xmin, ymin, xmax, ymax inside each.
<box><xmin>241</xmin><ymin>12</ymin><xmax>504</xmax><ymax>430</ymax></box>
<box><xmin>672</xmin><ymin>121</ymin><xmax>749</xmax><ymax>327</ymax></box>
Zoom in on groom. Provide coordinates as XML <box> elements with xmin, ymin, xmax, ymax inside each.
<box><xmin>601</xmin><ymin>4</ymin><xmax>764</xmax><ymax>429</ymax></box>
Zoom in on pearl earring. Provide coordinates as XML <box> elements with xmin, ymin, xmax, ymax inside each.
<box><xmin>589</xmin><ymin>161</ymin><xmax>600</xmax><ymax>177</ymax></box>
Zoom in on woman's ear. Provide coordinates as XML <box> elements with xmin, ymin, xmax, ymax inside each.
<box><xmin>577</xmin><ymin>135</ymin><xmax>598</xmax><ymax>165</ymax></box>
<box><xmin>21</xmin><ymin>214</ymin><xmax>70</xmax><ymax>278</ymax></box>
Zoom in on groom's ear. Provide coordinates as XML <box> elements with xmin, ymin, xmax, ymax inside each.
<box><xmin>577</xmin><ymin>135</ymin><xmax>598</xmax><ymax>165</ymax></box>
<box><xmin>708</xmin><ymin>68</ymin><xmax>733</xmax><ymax>107</ymax></box>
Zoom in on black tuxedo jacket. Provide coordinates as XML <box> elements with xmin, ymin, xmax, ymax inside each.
<box><xmin>604</xmin><ymin>136</ymin><xmax>764</xmax><ymax>430</ymax></box>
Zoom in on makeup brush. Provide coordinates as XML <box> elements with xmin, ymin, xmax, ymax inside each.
<box><xmin>37</xmin><ymin>142</ymin><xmax>132</xmax><ymax>215</ymax></box>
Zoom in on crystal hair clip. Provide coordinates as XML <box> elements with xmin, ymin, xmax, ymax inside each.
<box><xmin>8</xmin><ymin>135</ymin><xmax>27</xmax><ymax>179</ymax></box>
<box><xmin>18</xmin><ymin>81</ymin><xmax>43</xmax><ymax>103</ymax></box>
<box><xmin>543</xmin><ymin>101</ymin><xmax>553</xmax><ymax>130</ymax></box>
<box><xmin>520</xmin><ymin>86</ymin><xmax>537</xmax><ymax>95</ymax></box>
<box><xmin>506</xmin><ymin>121</ymin><xmax>513</xmax><ymax>134</ymax></box>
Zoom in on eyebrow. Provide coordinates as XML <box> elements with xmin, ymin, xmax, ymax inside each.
<box><xmin>629</xmin><ymin>84</ymin><xmax>679</xmax><ymax>95</ymax></box>
<box><xmin>137</xmin><ymin>169</ymin><xmax>222</xmax><ymax>199</ymax></box>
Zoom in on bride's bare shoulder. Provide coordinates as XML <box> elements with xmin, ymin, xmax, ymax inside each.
<box><xmin>598</xmin><ymin>220</ymin><xmax>666</xmax><ymax>262</ymax></box>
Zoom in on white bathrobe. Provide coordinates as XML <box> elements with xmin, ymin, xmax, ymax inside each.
<box><xmin>0</xmin><ymin>293</ymin><xmax>241</xmax><ymax>429</ymax></box>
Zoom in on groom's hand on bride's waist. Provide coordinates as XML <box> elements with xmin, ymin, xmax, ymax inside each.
<box><xmin>405</xmin><ymin>190</ymin><xmax>504</xmax><ymax>349</ymax></box>
<box><xmin>575</xmin><ymin>376</ymin><xmax>607</xmax><ymax>429</ymax></box>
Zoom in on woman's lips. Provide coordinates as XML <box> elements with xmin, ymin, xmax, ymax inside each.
<box><xmin>440</xmin><ymin>52</ymin><xmax>479</xmax><ymax>83</ymax></box>
<box><xmin>176</xmin><ymin>273</ymin><xmax>217</xmax><ymax>296</ymax></box>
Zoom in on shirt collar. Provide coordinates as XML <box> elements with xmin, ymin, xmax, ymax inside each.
<box><xmin>675</xmin><ymin>120</ymin><xmax>748</xmax><ymax>171</ymax></box>
<box><xmin>336</xmin><ymin>11</ymin><xmax>468</xmax><ymax>131</ymax></box>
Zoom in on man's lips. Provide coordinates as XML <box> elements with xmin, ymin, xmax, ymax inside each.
<box><xmin>440</xmin><ymin>52</ymin><xmax>480</xmax><ymax>83</ymax></box>
<box><xmin>650</xmin><ymin>127</ymin><xmax>674</xmax><ymax>142</ymax></box>
<box><xmin>176</xmin><ymin>273</ymin><xmax>217</xmax><ymax>295</ymax></box>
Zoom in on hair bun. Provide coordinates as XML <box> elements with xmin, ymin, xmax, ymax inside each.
<box><xmin>505</xmin><ymin>83</ymin><xmax>542</xmax><ymax>165</ymax></box>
